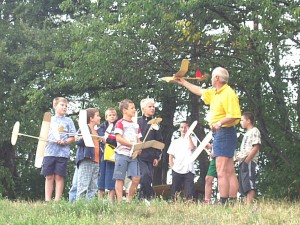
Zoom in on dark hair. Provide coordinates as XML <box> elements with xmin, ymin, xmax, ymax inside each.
<box><xmin>119</xmin><ymin>99</ymin><xmax>134</xmax><ymax>113</ymax></box>
<box><xmin>179</xmin><ymin>121</ymin><xmax>189</xmax><ymax>126</ymax></box>
<box><xmin>86</xmin><ymin>108</ymin><xmax>99</xmax><ymax>124</ymax></box>
<box><xmin>242</xmin><ymin>111</ymin><xmax>255</xmax><ymax>125</ymax></box>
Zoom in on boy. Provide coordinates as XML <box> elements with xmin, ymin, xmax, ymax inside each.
<box><xmin>204</xmin><ymin>148</ymin><xmax>217</xmax><ymax>204</ymax></box>
<box><xmin>97</xmin><ymin>108</ymin><xmax>118</xmax><ymax>202</ymax></box>
<box><xmin>137</xmin><ymin>98</ymin><xmax>163</xmax><ymax>200</ymax></box>
<box><xmin>75</xmin><ymin>108</ymin><xmax>101</xmax><ymax>201</ymax></box>
<box><xmin>113</xmin><ymin>99</ymin><xmax>142</xmax><ymax>202</ymax></box>
<box><xmin>238</xmin><ymin>111</ymin><xmax>261</xmax><ymax>204</ymax></box>
<box><xmin>41</xmin><ymin>97</ymin><xmax>76</xmax><ymax>202</ymax></box>
<box><xmin>168</xmin><ymin>121</ymin><xmax>196</xmax><ymax>200</ymax></box>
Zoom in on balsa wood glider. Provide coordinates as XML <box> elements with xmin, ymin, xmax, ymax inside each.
<box><xmin>184</xmin><ymin>120</ymin><xmax>212</xmax><ymax>160</ymax></box>
<box><xmin>160</xmin><ymin>59</ymin><xmax>208</xmax><ymax>83</ymax></box>
<box><xmin>130</xmin><ymin>141</ymin><xmax>165</xmax><ymax>159</ymax></box>
<box><xmin>11</xmin><ymin>112</ymin><xmax>52</xmax><ymax>146</ymax></box>
<box><xmin>184</xmin><ymin>120</ymin><xmax>212</xmax><ymax>163</ymax></box>
<box><xmin>35</xmin><ymin>112</ymin><xmax>52</xmax><ymax>168</ymax></box>
<box><xmin>10</xmin><ymin>112</ymin><xmax>52</xmax><ymax>168</ymax></box>
<box><xmin>130</xmin><ymin>118</ymin><xmax>164</xmax><ymax>159</ymax></box>
<box><xmin>187</xmin><ymin>131</ymin><xmax>213</xmax><ymax>163</ymax></box>
<box><xmin>78</xmin><ymin>109</ymin><xmax>95</xmax><ymax>148</ymax></box>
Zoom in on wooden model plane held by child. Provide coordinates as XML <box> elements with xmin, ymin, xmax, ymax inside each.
<box><xmin>10</xmin><ymin>112</ymin><xmax>52</xmax><ymax>168</ymax></box>
<box><xmin>184</xmin><ymin>120</ymin><xmax>213</xmax><ymax>163</ymax></box>
<box><xmin>78</xmin><ymin>109</ymin><xmax>95</xmax><ymax>148</ymax></box>
<box><xmin>35</xmin><ymin>112</ymin><xmax>52</xmax><ymax>168</ymax></box>
<box><xmin>11</xmin><ymin>110</ymin><xmax>101</xmax><ymax>168</ymax></box>
<box><xmin>160</xmin><ymin>59</ymin><xmax>208</xmax><ymax>83</ymax></box>
<box><xmin>130</xmin><ymin>117</ymin><xmax>165</xmax><ymax>159</ymax></box>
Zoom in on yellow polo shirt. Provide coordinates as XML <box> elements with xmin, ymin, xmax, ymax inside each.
<box><xmin>202</xmin><ymin>84</ymin><xmax>241</xmax><ymax>127</ymax></box>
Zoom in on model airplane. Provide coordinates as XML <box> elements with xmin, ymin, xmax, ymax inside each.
<box><xmin>160</xmin><ymin>59</ymin><xmax>208</xmax><ymax>83</ymax></box>
<box><xmin>184</xmin><ymin>120</ymin><xmax>213</xmax><ymax>163</ymax></box>
<box><xmin>11</xmin><ymin>110</ymin><xmax>102</xmax><ymax>168</ymax></box>
<box><xmin>130</xmin><ymin>117</ymin><xmax>164</xmax><ymax>159</ymax></box>
<box><xmin>10</xmin><ymin>112</ymin><xmax>52</xmax><ymax>168</ymax></box>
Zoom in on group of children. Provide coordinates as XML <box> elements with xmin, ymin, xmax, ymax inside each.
<box><xmin>42</xmin><ymin>97</ymin><xmax>162</xmax><ymax>203</ymax></box>
<box><xmin>41</xmin><ymin>97</ymin><xmax>260</xmax><ymax>204</ymax></box>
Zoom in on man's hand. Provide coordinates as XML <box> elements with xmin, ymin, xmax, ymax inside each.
<box><xmin>174</xmin><ymin>77</ymin><xmax>186</xmax><ymax>85</ymax></box>
<box><xmin>211</xmin><ymin>121</ymin><xmax>222</xmax><ymax>132</ymax></box>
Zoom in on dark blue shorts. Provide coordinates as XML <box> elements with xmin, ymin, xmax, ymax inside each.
<box><xmin>239</xmin><ymin>161</ymin><xmax>257</xmax><ymax>196</ymax></box>
<box><xmin>98</xmin><ymin>153</ymin><xmax>115</xmax><ymax>190</ymax></box>
<box><xmin>41</xmin><ymin>156</ymin><xmax>68</xmax><ymax>177</ymax></box>
<box><xmin>213</xmin><ymin>127</ymin><xmax>237</xmax><ymax>158</ymax></box>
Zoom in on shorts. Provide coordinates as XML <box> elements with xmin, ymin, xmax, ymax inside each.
<box><xmin>238</xmin><ymin>161</ymin><xmax>257</xmax><ymax>196</ymax></box>
<box><xmin>206</xmin><ymin>158</ymin><xmax>217</xmax><ymax>177</ymax></box>
<box><xmin>41</xmin><ymin>156</ymin><xmax>68</xmax><ymax>176</ymax></box>
<box><xmin>213</xmin><ymin>126</ymin><xmax>237</xmax><ymax>158</ymax></box>
<box><xmin>113</xmin><ymin>153</ymin><xmax>140</xmax><ymax>180</ymax></box>
<box><xmin>98</xmin><ymin>154</ymin><xmax>115</xmax><ymax>190</ymax></box>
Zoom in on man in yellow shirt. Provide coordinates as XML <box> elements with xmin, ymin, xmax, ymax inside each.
<box><xmin>175</xmin><ymin>67</ymin><xmax>241</xmax><ymax>204</ymax></box>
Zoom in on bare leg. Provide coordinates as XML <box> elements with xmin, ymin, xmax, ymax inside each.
<box><xmin>127</xmin><ymin>177</ymin><xmax>140</xmax><ymax>202</ymax></box>
<box><xmin>54</xmin><ymin>175</ymin><xmax>64</xmax><ymax>202</ymax></box>
<box><xmin>216</xmin><ymin>156</ymin><xmax>230</xmax><ymax>200</ymax></box>
<box><xmin>115</xmin><ymin>180</ymin><xmax>124</xmax><ymax>202</ymax></box>
<box><xmin>98</xmin><ymin>190</ymin><xmax>105</xmax><ymax>200</ymax></box>
<box><xmin>108</xmin><ymin>190</ymin><xmax>116</xmax><ymax>202</ymax></box>
<box><xmin>45</xmin><ymin>175</ymin><xmax>54</xmax><ymax>201</ymax></box>
<box><xmin>246</xmin><ymin>190</ymin><xmax>256</xmax><ymax>204</ymax></box>
<box><xmin>204</xmin><ymin>176</ymin><xmax>214</xmax><ymax>203</ymax></box>
<box><xmin>228</xmin><ymin>158</ymin><xmax>238</xmax><ymax>198</ymax></box>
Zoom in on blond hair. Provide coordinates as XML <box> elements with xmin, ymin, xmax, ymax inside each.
<box><xmin>105</xmin><ymin>107</ymin><xmax>117</xmax><ymax>119</ymax></box>
<box><xmin>140</xmin><ymin>98</ymin><xmax>155</xmax><ymax>111</ymax></box>
<box><xmin>53</xmin><ymin>97</ymin><xmax>68</xmax><ymax>108</ymax></box>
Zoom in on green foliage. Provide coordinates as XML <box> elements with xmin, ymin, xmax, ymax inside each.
<box><xmin>0</xmin><ymin>161</ymin><xmax>15</xmax><ymax>197</ymax></box>
<box><xmin>0</xmin><ymin>0</ymin><xmax>299</xmax><ymax>200</ymax></box>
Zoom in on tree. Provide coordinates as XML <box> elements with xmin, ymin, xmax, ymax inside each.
<box><xmin>0</xmin><ymin>0</ymin><xmax>299</xmax><ymax>200</ymax></box>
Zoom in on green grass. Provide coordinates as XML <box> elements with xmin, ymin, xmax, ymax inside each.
<box><xmin>0</xmin><ymin>198</ymin><xmax>299</xmax><ymax>225</ymax></box>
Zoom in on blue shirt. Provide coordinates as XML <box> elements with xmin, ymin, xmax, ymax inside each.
<box><xmin>44</xmin><ymin>115</ymin><xmax>76</xmax><ymax>158</ymax></box>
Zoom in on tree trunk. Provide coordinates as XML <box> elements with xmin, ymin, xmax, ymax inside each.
<box><xmin>0</xmin><ymin>141</ymin><xmax>17</xmax><ymax>199</ymax></box>
<box><xmin>153</xmin><ymin>96</ymin><xmax>177</xmax><ymax>185</ymax></box>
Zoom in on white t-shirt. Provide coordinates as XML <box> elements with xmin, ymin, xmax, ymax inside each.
<box><xmin>238</xmin><ymin>127</ymin><xmax>261</xmax><ymax>164</ymax></box>
<box><xmin>167</xmin><ymin>136</ymin><xmax>197</xmax><ymax>174</ymax></box>
<box><xmin>114</xmin><ymin>118</ymin><xmax>142</xmax><ymax>156</ymax></box>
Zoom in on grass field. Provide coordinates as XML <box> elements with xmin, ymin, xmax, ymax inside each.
<box><xmin>0</xmin><ymin>198</ymin><xmax>299</xmax><ymax>225</ymax></box>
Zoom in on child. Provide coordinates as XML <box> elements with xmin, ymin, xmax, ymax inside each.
<box><xmin>238</xmin><ymin>111</ymin><xmax>261</xmax><ymax>204</ymax></box>
<box><xmin>168</xmin><ymin>121</ymin><xmax>196</xmax><ymax>200</ymax></box>
<box><xmin>68</xmin><ymin>166</ymin><xmax>78</xmax><ymax>203</ymax></box>
<box><xmin>204</xmin><ymin>146</ymin><xmax>217</xmax><ymax>204</ymax></box>
<box><xmin>97</xmin><ymin>108</ymin><xmax>118</xmax><ymax>202</ymax></box>
<box><xmin>137</xmin><ymin>98</ymin><xmax>163</xmax><ymax>200</ymax></box>
<box><xmin>75</xmin><ymin>108</ymin><xmax>101</xmax><ymax>201</ymax></box>
<box><xmin>113</xmin><ymin>99</ymin><xmax>142</xmax><ymax>202</ymax></box>
<box><xmin>41</xmin><ymin>97</ymin><xmax>76</xmax><ymax>202</ymax></box>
